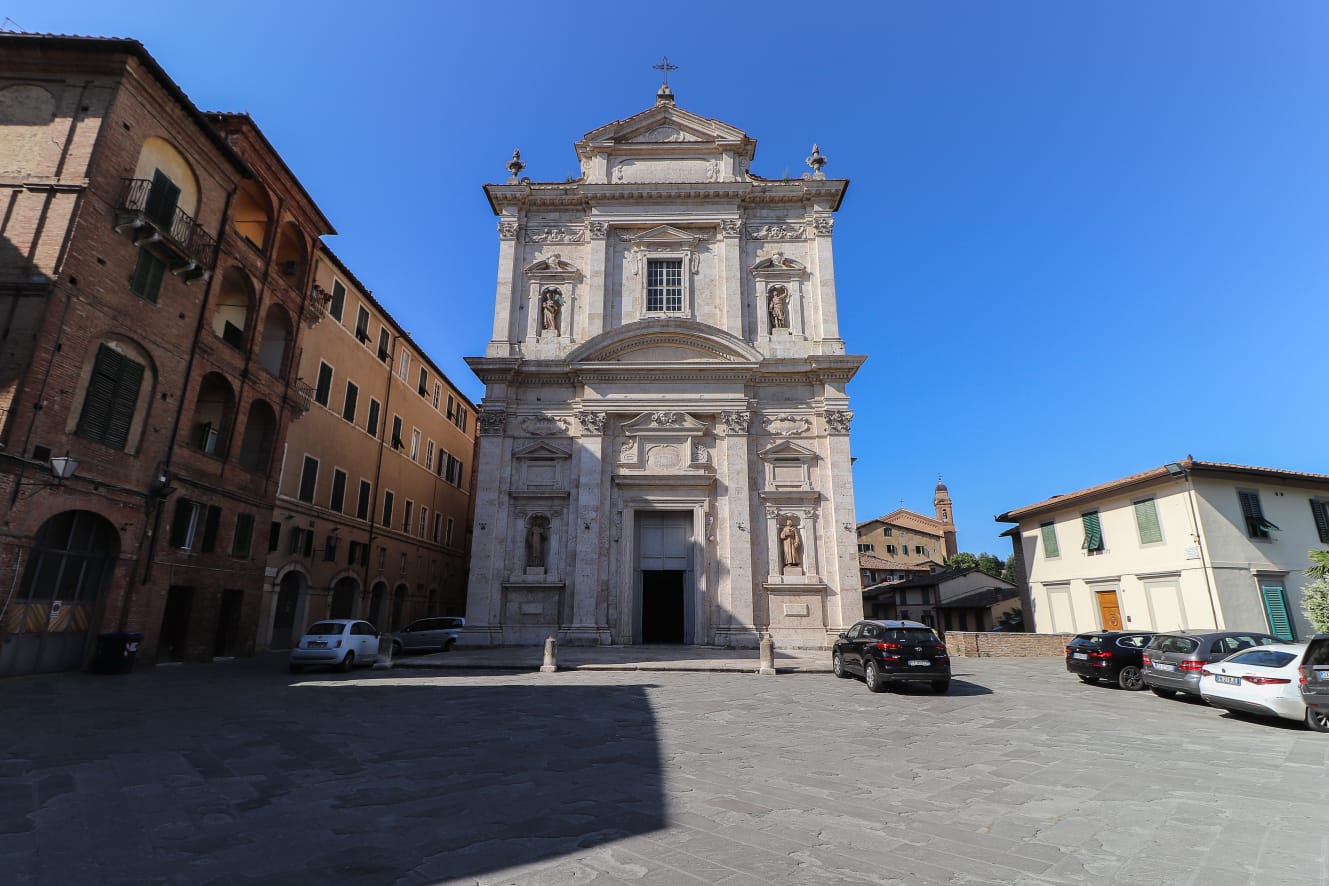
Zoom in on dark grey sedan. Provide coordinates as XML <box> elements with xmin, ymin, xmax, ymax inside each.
<box><xmin>1142</xmin><ymin>630</ymin><xmax>1280</xmax><ymax>699</ymax></box>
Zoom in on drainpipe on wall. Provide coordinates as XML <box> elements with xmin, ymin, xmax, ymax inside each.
<box><xmin>361</xmin><ymin>334</ymin><xmax>397</xmax><ymax>622</ymax></box>
<box><xmin>1177</xmin><ymin>466</ymin><xmax>1221</xmax><ymax>629</ymax></box>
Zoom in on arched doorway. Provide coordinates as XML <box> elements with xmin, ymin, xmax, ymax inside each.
<box><xmin>330</xmin><ymin>576</ymin><xmax>358</xmax><ymax>619</ymax></box>
<box><xmin>391</xmin><ymin>583</ymin><xmax>409</xmax><ymax>632</ymax></box>
<box><xmin>5</xmin><ymin>510</ymin><xmax>119</xmax><ymax>676</ymax></box>
<box><xmin>368</xmin><ymin>581</ymin><xmax>387</xmax><ymax>629</ymax></box>
<box><xmin>270</xmin><ymin>571</ymin><xmax>305</xmax><ymax>649</ymax></box>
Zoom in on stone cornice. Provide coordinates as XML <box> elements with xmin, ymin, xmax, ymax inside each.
<box><xmin>485</xmin><ymin>179</ymin><xmax>849</xmax><ymax>213</ymax></box>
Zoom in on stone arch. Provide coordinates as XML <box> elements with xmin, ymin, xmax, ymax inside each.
<box><xmin>270</xmin><ymin>568</ymin><xmax>308</xmax><ymax>650</ymax></box>
<box><xmin>367</xmin><ymin>580</ymin><xmax>388</xmax><ymax>629</ymax></box>
<box><xmin>330</xmin><ymin>575</ymin><xmax>360</xmax><ymax>620</ymax></box>
<box><xmin>232</xmin><ymin>179</ymin><xmax>272</xmax><ymax>251</ymax></box>
<box><xmin>133</xmin><ymin>136</ymin><xmax>200</xmax><ymax>220</ymax></box>
<box><xmin>9</xmin><ymin>510</ymin><xmax>120</xmax><ymax>675</ymax></box>
<box><xmin>237</xmin><ymin>399</ymin><xmax>277</xmax><ymax>473</ymax></box>
<box><xmin>212</xmin><ymin>266</ymin><xmax>256</xmax><ymax>348</ymax></box>
<box><xmin>67</xmin><ymin>334</ymin><xmax>158</xmax><ymax>454</ymax></box>
<box><xmin>273</xmin><ymin>221</ymin><xmax>308</xmax><ymax>282</ymax></box>
<box><xmin>257</xmin><ymin>302</ymin><xmax>293</xmax><ymax>378</ymax></box>
<box><xmin>567</xmin><ymin>318</ymin><xmax>763</xmax><ymax>365</ymax></box>
<box><xmin>190</xmin><ymin>373</ymin><xmax>236</xmax><ymax>457</ymax></box>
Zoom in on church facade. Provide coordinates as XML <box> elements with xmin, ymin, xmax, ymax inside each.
<box><xmin>464</xmin><ymin>86</ymin><xmax>866</xmax><ymax>648</ymax></box>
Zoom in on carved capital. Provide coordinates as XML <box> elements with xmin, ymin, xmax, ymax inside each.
<box><xmin>721</xmin><ymin>410</ymin><xmax>751</xmax><ymax>435</ymax></box>
<box><xmin>720</xmin><ymin>218</ymin><xmax>742</xmax><ymax>238</ymax></box>
<box><xmin>824</xmin><ymin>409</ymin><xmax>853</xmax><ymax>434</ymax></box>
<box><xmin>812</xmin><ymin>215</ymin><xmax>835</xmax><ymax>236</ymax></box>
<box><xmin>576</xmin><ymin>411</ymin><xmax>606</xmax><ymax>435</ymax></box>
<box><xmin>587</xmin><ymin>220</ymin><xmax>608</xmax><ymax>240</ymax></box>
<box><xmin>497</xmin><ymin>220</ymin><xmax>520</xmax><ymax>240</ymax></box>
<box><xmin>479</xmin><ymin>408</ymin><xmax>507</xmax><ymax>435</ymax></box>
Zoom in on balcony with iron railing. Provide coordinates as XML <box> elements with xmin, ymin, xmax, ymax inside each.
<box><xmin>289</xmin><ymin>378</ymin><xmax>314</xmax><ymax>417</ymax></box>
<box><xmin>113</xmin><ymin>178</ymin><xmax>219</xmax><ymax>281</ymax></box>
<box><xmin>305</xmin><ymin>284</ymin><xmax>331</xmax><ymax>326</ymax></box>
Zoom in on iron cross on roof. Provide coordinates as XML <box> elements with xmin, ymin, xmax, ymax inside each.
<box><xmin>653</xmin><ymin>55</ymin><xmax>678</xmax><ymax>85</ymax></box>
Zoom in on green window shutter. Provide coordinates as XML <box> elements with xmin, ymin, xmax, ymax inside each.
<box><xmin>103</xmin><ymin>358</ymin><xmax>144</xmax><ymax>450</ymax></box>
<box><xmin>1238</xmin><ymin>490</ymin><xmax>1277</xmax><ymax>537</ymax></box>
<box><xmin>1311</xmin><ymin>500</ymin><xmax>1329</xmax><ymax>545</ymax></box>
<box><xmin>1260</xmin><ymin>584</ymin><xmax>1295</xmax><ymax>642</ymax></box>
<box><xmin>1040</xmin><ymin>522</ymin><xmax>1060</xmax><ymax>558</ymax></box>
<box><xmin>200</xmin><ymin>506</ymin><xmax>221</xmax><ymax>553</ymax></box>
<box><xmin>232</xmin><ymin>513</ymin><xmax>254</xmax><ymax>559</ymax></box>
<box><xmin>130</xmin><ymin>250</ymin><xmax>166</xmax><ymax>303</ymax></box>
<box><xmin>1081</xmin><ymin>511</ymin><xmax>1103</xmax><ymax>551</ymax></box>
<box><xmin>1134</xmin><ymin>499</ymin><xmax>1162</xmax><ymax>544</ymax></box>
<box><xmin>77</xmin><ymin>345</ymin><xmax>144</xmax><ymax>449</ymax></box>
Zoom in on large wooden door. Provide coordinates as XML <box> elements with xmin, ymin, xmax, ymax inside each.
<box><xmin>1096</xmin><ymin>590</ymin><xmax>1123</xmax><ymax>631</ymax></box>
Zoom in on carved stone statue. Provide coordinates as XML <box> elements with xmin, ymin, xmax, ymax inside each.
<box><xmin>768</xmin><ymin>284</ymin><xmax>790</xmax><ymax>330</ymax></box>
<box><xmin>780</xmin><ymin>517</ymin><xmax>802</xmax><ymax>568</ymax></box>
<box><xmin>540</xmin><ymin>287</ymin><xmax>563</xmax><ymax>333</ymax></box>
<box><xmin>526</xmin><ymin>516</ymin><xmax>549</xmax><ymax>568</ymax></box>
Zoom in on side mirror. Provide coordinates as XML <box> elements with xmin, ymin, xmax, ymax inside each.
<box><xmin>837</xmin><ymin>632</ymin><xmax>848</xmax><ymax>640</ymax></box>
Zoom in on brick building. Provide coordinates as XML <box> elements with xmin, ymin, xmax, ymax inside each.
<box><xmin>259</xmin><ymin>245</ymin><xmax>478</xmax><ymax>649</ymax></box>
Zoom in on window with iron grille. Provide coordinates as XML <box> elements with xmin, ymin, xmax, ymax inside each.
<box><xmin>646</xmin><ymin>259</ymin><xmax>683</xmax><ymax>312</ymax></box>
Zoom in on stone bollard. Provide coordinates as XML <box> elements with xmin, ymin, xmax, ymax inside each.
<box><xmin>758</xmin><ymin>636</ymin><xmax>776</xmax><ymax>675</ymax></box>
<box><xmin>540</xmin><ymin>636</ymin><xmax>558</xmax><ymax>673</ymax></box>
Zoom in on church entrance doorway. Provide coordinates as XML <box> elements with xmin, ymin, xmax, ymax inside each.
<box><xmin>635</xmin><ymin>511</ymin><xmax>693</xmax><ymax>644</ymax></box>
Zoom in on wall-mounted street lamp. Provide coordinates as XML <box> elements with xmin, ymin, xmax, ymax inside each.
<box><xmin>49</xmin><ymin>455</ymin><xmax>80</xmax><ymax>483</ymax></box>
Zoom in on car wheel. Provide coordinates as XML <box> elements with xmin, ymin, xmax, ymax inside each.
<box><xmin>832</xmin><ymin>652</ymin><xmax>851</xmax><ymax>678</ymax></box>
<box><xmin>339</xmin><ymin>651</ymin><xmax>355</xmax><ymax>673</ymax></box>
<box><xmin>1150</xmin><ymin>687</ymin><xmax>1175</xmax><ymax>699</ymax></box>
<box><xmin>1306</xmin><ymin>707</ymin><xmax>1329</xmax><ymax>733</ymax></box>
<box><xmin>931</xmin><ymin>679</ymin><xmax>950</xmax><ymax>694</ymax></box>
<box><xmin>443</xmin><ymin>638</ymin><xmax>456</xmax><ymax>653</ymax></box>
<box><xmin>1117</xmin><ymin>665</ymin><xmax>1145</xmax><ymax>691</ymax></box>
<box><xmin>288</xmin><ymin>663</ymin><xmax>302</xmax><ymax>674</ymax></box>
<box><xmin>1078</xmin><ymin>675</ymin><xmax>1098</xmax><ymax>684</ymax></box>
<box><xmin>863</xmin><ymin>660</ymin><xmax>884</xmax><ymax>693</ymax></box>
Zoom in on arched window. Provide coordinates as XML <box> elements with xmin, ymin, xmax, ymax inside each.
<box><xmin>330</xmin><ymin>576</ymin><xmax>359</xmax><ymax>620</ymax></box>
<box><xmin>190</xmin><ymin>373</ymin><xmax>235</xmax><ymax>457</ymax></box>
<box><xmin>274</xmin><ymin>222</ymin><xmax>308</xmax><ymax>283</ymax></box>
<box><xmin>232</xmin><ymin>179</ymin><xmax>272</xmax><ymax>251</ymax></box>
<box><xmin>212</xmin><ymin>267</ymin><xmax>255</xmax><ymax>349</ymax></box>
<box><xmin>133</xmin><ymin>136</ymin><xmax>200</xmax><ymax>221</ymax></box>
<box><xmin>237</xmin><ymin>400</ymin><xmax>277</xmax><ymax>473</ymax></box>
<box><xmin>70</xmin><ymin>337</ymin><xmax>156</xmax><ymax>453</ymax></box>
<box><xmin>258</xmin><ymin>303</ymin><xmax>293</xmax><ymax>378</ymax></box>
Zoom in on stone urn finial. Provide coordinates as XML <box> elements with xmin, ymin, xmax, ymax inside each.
<box><xmin>506</xmin><ymin>149</ymin><xmax>526</xmax><ymax>183</ymax></box>
<box><xmin>805</xmin><ymin>143</ymin><xmax>827</xmax><ymax>178</ymax></box>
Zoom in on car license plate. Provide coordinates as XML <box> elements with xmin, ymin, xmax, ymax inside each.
<box><xmin>1215</xmin><ymin>675</ymin><xmax>1240</xmax><ymax>686</ymax></box>
<box><xmin>1317</xmin><ymin>669</ymin><xmax>1329</xmax><ymax>680</ymax></box>
<box><xmin>309</xmin><ymin>641</ymin><xmax>326</xmax><ymax>648</ymax></box>
<box><xmin>1153</xmin><ymin>663</ymin><xmax>1175</xmax><ymax>672</ymax></box>
<box><xmin>908</xmin><ymin>660</ymin><xmax>930</xmax><ymax>667</ymax></box>
<box><xmin>1072</xmin><ymin>652</ymin><xmax>1088</xmax><ymax>660</ymax></box>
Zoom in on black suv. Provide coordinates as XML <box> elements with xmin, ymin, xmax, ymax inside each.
<box><xmin>1065</xmin><ymin>631</ymin><xmax>1156</xmax><ymax>690</ymax></box>
<box><xmin>832</xmin><ymin>620</ymin><xmax>951</xmax><ymax>693</ymax></box>
<box><xmin>1298</xmin><ymin>634</ymin><xmax>1329</xmax><ymax>733</ymax></box>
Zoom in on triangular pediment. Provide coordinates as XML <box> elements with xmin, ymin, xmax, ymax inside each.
<box><xmin>512</xmin><ymin>440</ymin><xmax>571</xmax><ymax>460</ymax></box>
<box><xmin>621</xmin><ymin>411</ymin><xmax>708</xmax><ymax>434</ymax></box>
<box><xmin>622</xmin><ymin>225</ymin><xmax>701</xmax><ymax>246</ymax></box>
<box><xmin>758</xmin><ymin>440</ymin><xmax>819</xmax><ymax>461</ymax></box>
<box><xmin>581</xmin><ymin>103</ymin><xmax>748</xmax><ymax>147</ymax></box>
<box><xmin>523</xmin><ymin>254</ymin><xmax>578</xmax><ymax>275</ymax></box>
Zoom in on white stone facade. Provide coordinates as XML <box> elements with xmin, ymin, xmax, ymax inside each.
<box><xmin>464</xmin><ymin>91</ymin><xmax>865</xmax><ymax>648</ymax></box>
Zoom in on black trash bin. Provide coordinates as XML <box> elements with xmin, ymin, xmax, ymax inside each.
<box><xmin>92</xmin><ymin>632</ymin><xmax>143</xmax><ymax>674</ymax></box>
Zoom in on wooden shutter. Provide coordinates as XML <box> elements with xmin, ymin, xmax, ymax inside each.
<box><xmin>1081</xmin><ymin>511</ymin><xmax>1103</xmax><ymax>551</ymax></box>
<box><xmin>1260</xmin><ymin>584</ymin><xmax>1295</xmax><ymax>641</ymax></box>
<box><xmin>130</xmin><ymin>250</ymin><xmax>165</xmax><ymax>303</ymax></box>
<box><xmin>76</xmin><ymin>346</ymin><xmax>120</xmax><ymax>442</ymax></box>
<box><xmin>1040</xmin><ymin>522</ymin><xmax>1060</xmax><ymax>558</ymax></box>
<box><xmin>1134</xmin><ymin>499</ymin><xmax>1162</xmax><ymax>544</ymax></box>
<box><xmin>169</xmin><ymin>499</ymin><xmax>193</xmax><ymax>549</ymax></box>
<box><xmin>1312</xmin><ymin>500</ymin><xmax>1329</xmax><ymax>545</ymax></box>
<box><xmin>200</xmin><ymin>505</ymin><xmax>221</xmax><ymax>553</ymax></box>
<box><xmin>144</xmin><ymin>169</ymin><xmax>180</xmax><ymax>229</ymax></box>
<box><xmin>298</xmin><ymin>457</ymin><xmax>318</xmax><ymax>503</ymax></box>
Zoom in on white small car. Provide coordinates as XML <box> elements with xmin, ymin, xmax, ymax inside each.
<box><xmin>289</xmin><ymin>619</ymin><xmax>381</xmax><ymax>673</ymax></box>
<box><xmin>1199</xmin><ymin>643</ymin><xmax>1309</xmax><ymax>724</ymax></box>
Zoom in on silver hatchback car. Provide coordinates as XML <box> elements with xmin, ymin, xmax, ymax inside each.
<box><xmin>391</xmin><ymin>617</ymin><xmax>465</xmax><ymax>655</ymax></box>
<box><xmin>1142</xmin><ymin>630</ymin><xmax>1280</xmax><ymax>699</ymax></box>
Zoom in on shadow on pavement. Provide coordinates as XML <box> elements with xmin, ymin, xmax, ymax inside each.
<box><xmin>889</xmin><ymin>678</ymin><xmax>993</xmax><ymax>696</ymax></box>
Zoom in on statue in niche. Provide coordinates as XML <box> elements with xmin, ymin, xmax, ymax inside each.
<box><xmin>525</xmin><ymin>515</ymin><xmax>550</xmax><ymax>568</ymax></box>
<box><xmin>540</xmin><ymin>287</ymin><xmax>563</xmax><ymax>334</ymax></box>
<box><xmin>780</xmin><ymin>517</ymin><xmax>803</xmax><ymax>569</ymax></box>
<box><xmin>768</xmin><ymin>284</ymin><xmax>790</xmax><ymax>330</ymax></box>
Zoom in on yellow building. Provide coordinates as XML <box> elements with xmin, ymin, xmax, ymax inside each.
<box><xmin>856</xmin><ymin>479</ymin><xmax>959</xmax><ymax>583</ymax></box>
<box><xmin>259</xmin><ymin>246</ymin><xmax>478</xmax><ymax>648</ymax></box>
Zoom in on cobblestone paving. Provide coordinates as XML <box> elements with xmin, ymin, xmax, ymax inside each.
<box><xmin>2</xmin><ymin>655</ymin><xmax>1327</xmax><ymax>885</ymax></box>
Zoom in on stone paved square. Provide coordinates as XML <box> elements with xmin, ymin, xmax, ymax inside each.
<box><xmin>2</xmin><ymin>655</ymin><xmax>1327</xmax><ymax>885</ymax></box>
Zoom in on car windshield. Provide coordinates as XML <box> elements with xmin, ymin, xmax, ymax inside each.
<box><xmin>306</xmin><ymin>622</ymin><xmax>347</xmax><ymax>635</ymax></box>
<box><xmin>1227</xmin><ymin>650</ymin><xmax>1296</xmax><ymax>668</ymax></box>
<box><xmin>884</xmin><ymin>628</ymin><xmax>937</xmax><ymax>644</ymax></box>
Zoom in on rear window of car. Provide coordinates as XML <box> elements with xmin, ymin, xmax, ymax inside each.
<box><xmin>1116</xmin><ymin>635</ymin><xmax>1151</xmax><ymax>649</ymax></box>
<box><xmin>1226</xmin><ymin>650</ymin><xmax>1296</xmax><ymax>668</ymax></box>
<box><xmin>1070</xmin><ymin>635</ymin><xmax>1105</xmax><ymax>648</ymax></box>
<box><xmin>884</xmin><ymin>628</ymin><xmax>938</xmax><ymax>644</ymax></box>
<box><xmin>1305</xmin><ymin>641</ymin><xmax>1329</xmax><ymax>666</ymax></box>
<box><xmin>1149</xmin><ymin>635</ymin><xmax>1199</xmax><ymax>654</ymax></box>
<box><xmin>306</xmin><ymin>622</ymin><xmax>346</xmax><ymax>635</ymax></box>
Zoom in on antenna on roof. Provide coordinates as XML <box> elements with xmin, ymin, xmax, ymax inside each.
<box><xmin>1</xmin><ymin>17</ymin><xmax>26</xmax><ymax>32</ymax></box>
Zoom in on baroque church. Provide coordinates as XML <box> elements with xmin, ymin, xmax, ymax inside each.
<box><xmin>464</xmin><ymin>82</ymin><xmax>866</xmax><ymax>648</ymax></box>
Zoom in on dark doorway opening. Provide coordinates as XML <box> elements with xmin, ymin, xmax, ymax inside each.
<box><xmin>158</xmin><ymin>586</ymin><xmax>194</xmax><ymax>662</ymax></box>
<box><xmin>213</xmin><ymin>588</ymin><xmax>243</xmax><ymax>657</ymax></box>
<box><xmin>641</xmin><ymin>571</ymin><xmax>685</xmax><ymax>644</ymax></box>
<box><xmin>270</xmin><ymin>573</ymin><xmax>301</xmax><ymax>649</ymax></box>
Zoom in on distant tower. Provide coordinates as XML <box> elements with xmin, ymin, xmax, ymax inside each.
<box><xmin>934</xmin><ymin>476</ymin><xmax>957</xmax><ymax>559</ymax></box>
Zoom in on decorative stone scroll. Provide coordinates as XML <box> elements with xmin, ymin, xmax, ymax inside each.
<box><xmin>518</xmin><ymin>414</ymin><xmax>570</xmax><ymax>437</ymax></box>
<box><xmin>762</xmin><ymin>414</ymin><xmax>812</xmax><ymax>436</ymax></box>
<box><xmin>720</xmin><ymin>411</ymin><xmax>751</xmax><ymax>435</ymax></box>
<box><xmin>576</xmin><ymin>411</ymin><xmax>606</xmax><ymax>435</ymax></box>
<box><xmin>479</xmin><ymin>408</ymin><xmax>507</xmax><ymax>435</ymax></box>
<box><xmin>748</xmin><ymin>224</ymin><xmax>805</xmax><ymax>241</ymax></box>
<box><xmin>720</xmin><ymin>218</ymin><xmax>742</xmax><ymax>238</ymax></box>
<box><xmin>649</xmin><ymin>412</ymin><xmax>681</xmax><ymax>426</ymax></box>
<box><xmin>824</xmin><ymin>410</ymin><xmax>853</xmax><ymax>434</ymax></box>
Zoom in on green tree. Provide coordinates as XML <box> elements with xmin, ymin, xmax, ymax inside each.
<box><xmin>1001</xmin><ymin>558</ymin><xmax>1018</xmax><ymax>584</ymax></box>
<box><xmin>944</xmin><ymin>552</ymin><xmax>1007</xmax><ymax>577</ymax></box>
<box><xmin>1302</xmin><ymin>578</ymin><xmax>1329</xmax><ymax>633</ymax></box>
<box><xmin>1306</xmin><ymin>550</ymin><xmax>1329</xmax><ymax>579</ymax></box>
<box><xmin>944</xmin><ymin>552</ymin><xmax>978</xmax><ymax>570</ymax></box>
<box><xmin>976</xmin><ymin>552</ymin><xmax>1004</xmax><ymax>577</ymax></box>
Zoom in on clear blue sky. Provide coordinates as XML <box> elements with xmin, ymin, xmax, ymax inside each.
<box><xmin>9</xmin><ymin>1</ymin><xmax>1326</xmax><ymax>557</ymax></box>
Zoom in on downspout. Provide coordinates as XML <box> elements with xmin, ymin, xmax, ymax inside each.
<box><xmin>1180</xmin><ymin>470</ymin><xmax>1221</xmax><ymax>629</ymax></box>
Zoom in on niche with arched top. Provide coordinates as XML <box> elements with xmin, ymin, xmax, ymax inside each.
<box><xmin>133</xmin><ymin>136</ymin><xmax>200</xmax><ymax>221</ymax></box>
<box><xmin>190</xmin><ymin>373</ymin><xmax>235</xmax><ymax>456</ymax></box>
<box><xmin>212</xmin><ymin>267</ymin><xmax>255</xmax><ymax>349</ymax></box>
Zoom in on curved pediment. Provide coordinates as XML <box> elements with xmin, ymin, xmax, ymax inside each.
<box><xmin>567</xmin><ymin>319</ymin><xmax>763</xmax><ymax>365</ymax></box>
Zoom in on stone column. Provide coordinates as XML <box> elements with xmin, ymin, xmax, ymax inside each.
<box><xmin>714</xmin><ymin>410</ymin><xmax>760</xmax><ymax>647</ymax></box>
<box><xmin>585</xmin><ymin>220</ymin><xmax>609</xmax><ymax>340</ymax></box>
<box><xmin>461</xmin><ymin>410</ymin><xmax>508</xmax><ymax>644</ymax></box>
<box><xmin>822</xmin><ymin>409</ymin><xmax>863</xmax><ymax>634</ymax></box>
<box><xmin>719</xmin><ymin>218</ymin><xmax>744</xmax><ymax>339</ymax></box>
<box><xmin>486</xmin><ymin>217</ymin><xmax>521</xmax><ymax>357</ymax></box>
<box><xmin>563</xmin><ymin>410</ymin><xmax>608</xmax><ymax>645</ymax></box>
<box><xmin>809</xmin><ymin>214</ymin><xmax>845</xmax><ymax>353</ymax></box>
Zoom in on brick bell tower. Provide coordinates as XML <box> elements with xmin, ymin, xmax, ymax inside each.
<box><xmin>934</xmin><ymin>476</ymin><xmax>957</xmax><ymax>559</ymax></box>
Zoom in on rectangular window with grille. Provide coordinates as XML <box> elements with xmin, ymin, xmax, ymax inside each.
<box><xmin>1133</xmin><ymin>498</ymin><xmax>1163</xmax><ymax>545</ymax></box>
<box><xmin>646</xmin><ymin>259</ymin><xmax>683</xmax><ymax>312</ymax></box>
<box><xmin>1238</xmin><ymin>490</ymin><xmax>1279</xmax><ymax>539</ymax></box>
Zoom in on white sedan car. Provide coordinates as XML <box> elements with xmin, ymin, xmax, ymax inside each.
<box><xmin>289</xmin><ymin>619</ymin><xmax>381</xmax><ymax>673</ymax></box>
<box><xmin>1199</xmin><ymin>643</ymin><xmax>1309</xmax><ymax>724</ymax></box>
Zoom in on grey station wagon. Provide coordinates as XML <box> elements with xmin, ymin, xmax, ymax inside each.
<box><xmin>391</xmin><ymin>617</ymin><xmax>465</xmax><ymax>655</ymax></box>
<box><xmin>1142</xmin><ymin>630</ymin><xmax>1280</xmax><ymax>699</ymax></box>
